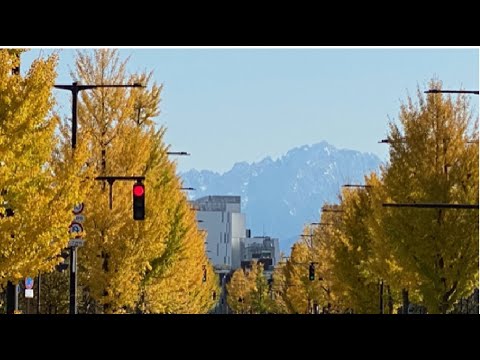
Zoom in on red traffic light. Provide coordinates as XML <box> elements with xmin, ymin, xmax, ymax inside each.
<box><xmin>133</xmin><ymin>184</ymin><xmax>145</xmax><ymax>197</ymax></box>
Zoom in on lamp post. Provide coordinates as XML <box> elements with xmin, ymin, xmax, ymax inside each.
<box><xmin>424</xmin><ymin>89</ymin><xmax>479</xmax><ymax>95</ymax></box>
<box><xmin>342</xmin><ymin>184</ymin><xmax>372</xmax><ymax>189</ymax></box>
<box><xmin>167</xmin><ymin>151</ymin><xmax>190</xmax><ymax>156</ymax></box>
<box><xmin>322</xmin><ymin>205</ymin><xmax>343</xmax><ymax>212</ymax></box>
<box><xmin>379</xmin><ymin>137</ymin><xmax>477</xmax><ymax>145</ymax></box>
<box><xmin>378</xmin><ymin>132</ymin><xmax>478</xmax><ymax>210</ymax></box>
<box><xmin>54</xmin><ymin>81</ymin><xmax>143</xmax><ymax>315</ymax></box>
<box><xmin>54</xmin><ymin>82</ymin><xmax>144</xmax><ymax>150</ymax></box>
<box><xmin>300</xmin><ymin>222</ymin><xmax>333</xmax><ymax>249</ymax></box>
<box><xmin>383</xmin><ymin>203</ymin><xmax>478</xmax><ymax>209</ymax></box>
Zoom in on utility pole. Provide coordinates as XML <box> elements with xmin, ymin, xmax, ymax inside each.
<box><xmin>54</xmin><ymin>81</ymin><xmax>144</xmax><ymax>315</ymax></box>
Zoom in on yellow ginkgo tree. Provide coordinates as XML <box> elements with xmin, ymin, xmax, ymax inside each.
<box><xmin>375</xmin><ymin>81</ymin><xmax>478</xmax><ymax>313</ymax></box>
<box><xmin>1</xmin><ymin>49</ymin><xmax>85</xmax><ymax>288</ymax></box>
<box><xmin>62</xmin><ymin>49</ymin><xmax>217</xmax><ymax>313</ymax></box>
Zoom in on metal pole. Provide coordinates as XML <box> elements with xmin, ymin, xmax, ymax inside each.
<box><xmin>52</xmin><ymin>83</ymin><xmax>143</xmax><ymax>314</ymax></box>
<box><xmin>37</xmin><ymin>273</ymin><xmax>41</xmax><ymax>314</ymax></box>
<box><xmin>402</xmin><ymin>289</ymin><xmax>409</xmax><ymax>314</ymax></box>
<box><xmin>379</xmin><ymin>280</ymin><xmax>384</xmax><ymax>314</ymax></box>
<box><xmin>69</xmin><ymin>246</ymin><xmax>77</xmax><ymax>314</ymax></box>
<box><xmin>6</xmin><ymin>281</ymin><xmax>18</xmax><ymax>314</ymax></box>
<box><xmin>70</xmin><ymin>83</ymin><xmax>78</xmax><ymax>314</ymax></box>
<box><xmin>383</xmin><ymin>203</ymin><xmax>478</xmax><ymax>209</ymax></box>
<box><xmin>424</xmin><ymin>89</ymin><xmax>479</xmax><ymax>95</ymax></box>
<box><xmin>71</xmin><ymin>83</ymin><xmax>78</xmax><ymax>149</ymax></box>
<box><xmin>109</xmin><ymin>182</ymin><xmax>113</xmax><ymax>210</ymax></box>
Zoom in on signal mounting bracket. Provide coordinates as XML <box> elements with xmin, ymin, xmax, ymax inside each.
<box><xmin>94</xmin><ymin>176</ymin><xmax>145</xmax><ymax>209</ymax></box>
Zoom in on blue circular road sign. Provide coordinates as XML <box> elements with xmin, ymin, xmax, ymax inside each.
<box><xmin>25</xmin><ymin>277</ymin><xmax>34</xmax><ymax>289</ymax></box>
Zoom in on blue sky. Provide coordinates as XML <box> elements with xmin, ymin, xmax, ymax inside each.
<box><xmin>21</xmin><ymin>48</ymin><xmax>479</xmax><ymax>173</ymax></box>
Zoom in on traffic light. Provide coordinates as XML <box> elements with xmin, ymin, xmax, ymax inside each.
<box><xmin>55</xmin><ymin>250</ymin><xmax>69</xmax><ymax>272</ymax></box>
<box><xmin>309</xmin><ymin>262</ymin><xmax>315</xmax><ymax>281</ymax></box>
<box><xmin>132</xmin><ymin>181</ymin><xmax>145</xmax><ymax>220</ymax></box>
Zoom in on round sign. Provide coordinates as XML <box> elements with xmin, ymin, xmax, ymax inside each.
<box><xmin>73</xmin><ymin>203</ymin><xmax>84</xmax><ymax>215</ymax></box>
<box><xmin>69</xmin><ymin>222</ymin><xmax>84</xmax><ymax>234</ymax></box>
<box><xmin>25</xmin><ymin>277</ymin><xmax>34</xmax><ymax>289</ymax></box>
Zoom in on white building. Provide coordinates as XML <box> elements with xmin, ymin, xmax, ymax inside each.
<box><xmin>193</xmin><ymin>196</ymin><xmax>246</xmax><ymax>270</ymax></box>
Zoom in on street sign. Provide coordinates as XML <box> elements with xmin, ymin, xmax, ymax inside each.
<box><xmin>69</xmin><ymin>222</ymin><xmax>84</xmax><ymax>234</ymax></box>
<box><xmin>25</xmin><ymin>289</ymin><xmax>34</xmax><ymax>298</ymax></box>
<box><xmin>25</xmin><ymin>277</ymin><xmax>34</xmax><ymax>289</ymax></box>
<box><xmin>73</xmin><ymin>203</ymin><xmax>84</xmax><ymax>214</ymax></box>
<box><xmin>68</xmin><ymin>239</ymin><xmax>85</xmax><ymax>247</ymax></box>
<box><xmin>74</xmin><ymin>214</ymin><xmax>85</xmax><ymax>223</ymax></box>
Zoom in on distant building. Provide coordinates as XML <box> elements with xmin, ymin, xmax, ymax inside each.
<box><xmin>193</xmin><ymin>195</ymin><xmax>246</xmax><ymax>270</ymax></box>
<box><xmin>193</xmin><ymin>196</ymin><xmax>282</xmax><ymax>314</ymax></box>
<box><xmin>240</xmin><ymin>234</ymin><xmax>281</xmax><ymax>272</ymax></box>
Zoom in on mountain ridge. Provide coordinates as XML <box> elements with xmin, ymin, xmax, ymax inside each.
<box><xmin>181</xmin><ymin>141</ymin><xmax>382</xmax><ymax>252</ymax></box>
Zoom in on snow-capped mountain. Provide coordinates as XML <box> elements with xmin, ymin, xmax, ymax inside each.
<box><xmin>181</xmin><ymin>141</ymin><xmax>382</xmax><ymax>252</ymax></box>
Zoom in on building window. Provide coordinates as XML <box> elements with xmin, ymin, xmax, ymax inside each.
<box><xmin>217</xmin><ymin>243</ymin><xmax>219</xmax><ymax>256</ymax></box>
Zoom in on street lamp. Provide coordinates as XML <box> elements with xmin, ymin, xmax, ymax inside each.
<box><xmin>167</xmin><ymin>151</ymin><xmax>190</xmax><ymax>156</ymax></box>
<box><xmin>54</xmin><ymin>81</ymin><xmax>143</xmax><ymax>315</ymax></box>
<box><xmin>54</xmin><ymin>82</ymin><xmax>144</xmax><ymax>150</ymax></box>
<box><xmin>342</xmin><ymin>184</ymin><xmax>372</xmax><ymax>189</ymax></box>
<box><xmin>424</xmin><ymin>89</ymin><xmax>479</xmax><ymax>95</ymax></box>
<box><xmin>321</xmin><ymin>206</ymin><xmax>344</xmax><ymax>213</ymax></box>
<box><xmin>378</xmin><ymin>137</ymin><xmax>406</xmax><ymax>144</ymax></box>
<box><xmin>379</xmin><ymin>137</ymin><xmax>476</xmax><ymax>145</ymax></box>
<box><xmin>300</xmin><ymin>222</ymin><xmax>329</xmax><ymax>252</ymax></box>
<box><xmin>383</xmin><ymin>202</ymin><xmax>478</xmax><ymax>209</ymax></box>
